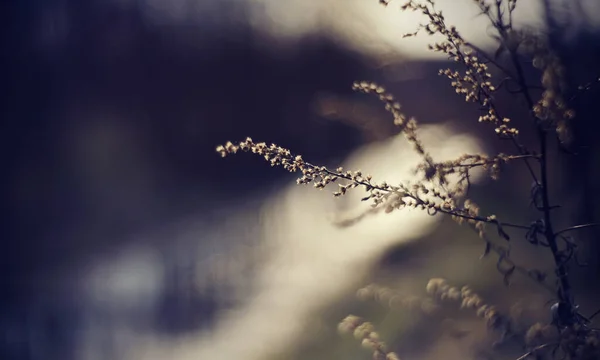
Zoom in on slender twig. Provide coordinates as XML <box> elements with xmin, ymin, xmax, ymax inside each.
<box><xmin>555</xmin><ymin>223</ymin><xmax>600</xmax><ymax>237</ymax></box>
<box><xmin>515</xmin><ymin>343</ymin><xmax>556</xmax><ymax>360</ymax></box>
<box><xmin>589</xmin><ymin>308</ymin><xmax>600</xmax><ymax>321</ymax></box>
<box><xmin>570</xmin><ymin>75</ymin><xmax>600</xmax><ymax>101</ymax></box>
<box><xmin>441</xmin><ymin>154</ymin><xmax>539</xmax><ymax>169</ymax></box>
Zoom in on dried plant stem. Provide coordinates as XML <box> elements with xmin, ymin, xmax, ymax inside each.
<box><xmin>500</xmin><ymin>15</ymin><xmax>576</xmax><ymax>322</ymax></box>
<box><xmin>540</xmin><ymin>128</ymin><xmax>575</xmax><ymax>316</ymax></box>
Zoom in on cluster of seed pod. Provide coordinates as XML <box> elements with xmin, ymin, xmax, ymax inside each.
<box><xmin>426</xmin><ymin>278</ymin><xmax>503</xmax><ymax>329</ymax></box>
<box><xmin>338</xmin><ymin>315</ymin><xmax>401</xmax><ymax>360</ymax></box>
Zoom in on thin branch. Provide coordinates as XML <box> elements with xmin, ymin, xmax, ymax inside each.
<box><xmin>589</xmin><ymin>307</ymin><xmax>600</xmax><ymax>321</ymax></box>
<box><xmin>313</xmin><ymin>162</ymin><xmax>530</xmax><ymax>230</ymax></box>
<box><xmin>571</xmin><ymin>75</ymin><xmax>600</xmax><ymax>101</ymax></box>
<box><xmin>555</xmin><ymin>223</ymin><xmax>600</xmax><ymax>237</ymax></box>
<box><xmin>440</xmin><ymin>154</ymin><xmax>539</xmax><ymax>169</ymax></box>
<box><xmin>515</xmin><ymin>343</ymin><xmax>556</xmax><ymax>360</ymax></box>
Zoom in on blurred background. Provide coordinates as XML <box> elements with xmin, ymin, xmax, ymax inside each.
<box><xmin>2</xmin><ymin>0</ymin><xmax>600</xmax><ymax>359</ymax></box>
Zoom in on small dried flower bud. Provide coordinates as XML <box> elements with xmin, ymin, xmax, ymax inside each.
<box><xmin>460</xmin><ymin>286</ymin><xmax>473</xmax><ymax>297</ymax></box>
<box><xmin>354</xmin><ymin>322</ymin><xmax>375</xmax><ymax>340</ymax></box>
<box><xmin>338</xmin><ymin>315</ymin><xmax>362</xmax><ymax>335</ymax></box>
<box><xmin>447</xmin><ymin>287</ymin><xmax>461</xmax><ymax>301</ymax></box>
<box><xmin>368</xmin><ymin>332</ymin><xmax>380</xmax><ymax>341</ymax></box>
<box><xmin>386</xmin><ymin>353</ymin><xmax>401</xmax><ymax>360</ymax></box>
<box><xmin>476</xmin><ymin>305</ymin><xmax>488</xmax><ymax>318</ymax></box>
<box><xmin>337</xmin><ymin>321</ymin><xmax>353</xmax><ymax>334</ymax></box>
<box><xmin>426</xmin><ymin>278</ymin><xmax>447</xmax><ymax>295</ymax></box>
<box><xmin>361</xmin><ymin>338</ymin><xmax>375</xmax><ymax>350</ymax></box>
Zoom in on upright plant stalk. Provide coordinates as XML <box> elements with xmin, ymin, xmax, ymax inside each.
<box><xmin>539</xmin><ymin>129</ymin><xmax>574</xmax><ymax>318</ymax></box>
<box><xmin>499</xmin><ymin>5</ymin><xmax>577</xmax><ymax>322</ymax></box>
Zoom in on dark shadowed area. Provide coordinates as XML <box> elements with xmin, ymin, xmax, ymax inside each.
<box><xmin>3</xmin><ymin>1</ymin><xmax>368</xmax><ymax>358</ymax></box>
